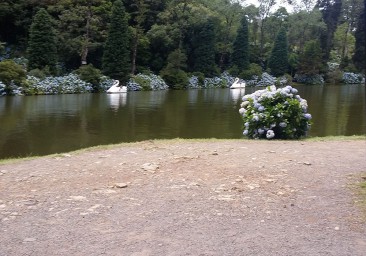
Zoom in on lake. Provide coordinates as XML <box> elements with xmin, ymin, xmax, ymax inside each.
<box><xmin>0</xmin><ymin>84</ymin><xmax>365</xmax><ymax>159</ymax></box>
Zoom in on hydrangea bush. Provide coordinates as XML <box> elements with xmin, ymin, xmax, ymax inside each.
<box><xmin>99</xmin><ymin>76</ymin><xmax>115</xmax><ymax>92</ymax></box>
<box><xmin>25</xmin><ymin>74</ymin><xmax>93</xmax><ymax>95</ymax></box>
<box><xmin>187</xmin><ymin>71</ymin><xmax>234</xmax><ymax>89</ymax></box>
<box><xmin>0</xmin><ymin>81</ymin><xmax>7</xmax><ymax>96</ymax></box>
<box><xmin>239</xmin><ymin>85</ymin><xmax>312</xmax><ymax>139</ymax></box>
<box><xmin>127</xmin><ymin>73</ymin><xmax>169</xmax><ymax>91</ymax></box>
<box><xmin>342</xmin><ymin>72</ymin><xmax>364</xmax><ymax>84</ymax></box>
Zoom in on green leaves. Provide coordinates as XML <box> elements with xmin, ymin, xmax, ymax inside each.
<box><xmin>102</xmin><ymin>0</ymin><xmax>130</xmax><ymax>83</ymax></box>
<box><xmin>27</xmin><ymin>8</ymin><xmax>57</xmax><ymax>74</ymax></box>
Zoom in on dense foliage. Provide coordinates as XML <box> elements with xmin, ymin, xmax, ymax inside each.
<box><xmin>0</xmin><ymin>0</ymin><xmax>364</xmax><ymax>90</ymax></box>
<box><xmin>27</xmin><ymin>8</ymin><xmax>58</xmax><ymax>74</ymax></box>
<box><xmin>102</xmin><ymin>0</ymin><xmax>130</xmax><ymax>83</ymax></box>
<box><xmin>268</xmin><ymin>27</ymin><xmax>288</xmax><ymax>76</ymax></box>
<box><xmin>232</xmin><ymin>15</ymin><xmax>250</xmax><ymax>72</ymax></box>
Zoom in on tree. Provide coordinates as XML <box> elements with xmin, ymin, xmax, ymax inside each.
<box><xmin>287</xmin><ymin>9</ymin><xmax>326</xmax><ymax>52</ymax></box>
<box><xmin>232</xmin><ymin>15</ymin><xmax>250</xmax><ymax>71</ymax></box>
<box><xmin>192</xmin><ymin>19</ymin><xmax>218</xmax><ymax>77</ymax></box>
<box><xmin>56</xmin><ymin>0</ymin><xmax>112</xmax><ymax>68</ymax></box>
<box><xmin>102</xmin><ymin>0</ymin><xmax>130</xmax><ymax>83</ymax></box>
<box><xmin>352</xmin><ymin>4</ymin><xmax>365</xmax><ymax>72</ymax></box>
<box><xmin>264</xmin><ymin>7</ymin><xmax>289</xmax><ymax>43</ymax></box>
<box><xmin>258</xmin><ymin>0</ymin><xmax>276</xmax><ymax>60</ymax></box>
<box><xmin>0</xmin><ymin>60</ymin><xmax>26</xmax><ymax>92</ymax></box>
<box><xmin>317</xmin><ymin>0</ymin><xmax>343</xmax><ymax>62</ymax></box>
<box><xmin>207</xmin><ymin>0</ymin><xmax>244</xmax><ymax>70</ymax></box>
<box><xmin>333</xmin><ymin>22</ymin><xmax>355</xmax><ymax>62</ymax></box>
<box><xmin>27</xmin><ymin>8</ymin><xmax>57</xmax><ymax>73</ymax></box>
<box><xmin>268</xmin><ymin>27</ymin><xmax>289</xmax><ymax>76</ymax></box>
<box><xmin>297</xmin><ymin>40</ymin><xmax>323</xmax><ymax>75</ymax></box>
<box><xmin>160</xmin><ymin>49</ymin><xmax>188</xmax><ymax>89</ymax></box>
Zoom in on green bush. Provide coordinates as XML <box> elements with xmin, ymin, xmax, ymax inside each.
<box><xmin>240</xmin><ymin>63</ymin><xmax>262</xmax><ymax>80</ymax></box>
<box><xmin>239</xmin><ymin>86</ymin><xmax>312</xmax><ymax>140</ymax></box>
<box><xmin>325</xmin><ymin>69</ymin><xmax>343</xmax><ymax>84</ymax></box>
<box><xmin>75</xmin><ymin>64</ymin><xmax>102</xmax><ymax>92</ymax></box>
<box><xmin>228</xmin><ymin>65</ymin><xmax>239</xmax><ymax>77</ymax></box>
<box><xmin>190</xmin><ymin>72</ymin><xmax>205</xmax><ymax>85</ymax></box>
<box><xmin>160</xmin><ymin>68</ymin><xmax>188</xmax><ymax>89</ymax></box>
<box><xmin>0</xmin><ymin>59</ymin><xmax>27</xmax><ymax>87</ymax></box>
<box><xmin>28</xmin><ymin>66</ymin><xmax>52</xmax><ymax>79</ymax></box>
<box><xmin>133</xmin><ymin>75</ymin><xmax>152</xmax><ymax>90</ymax></box>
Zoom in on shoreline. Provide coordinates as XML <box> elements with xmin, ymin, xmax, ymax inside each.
<box><xmin>1</xmin><ymin>135</ymin><xmax>365</xmax><ymax>164</ymax></box>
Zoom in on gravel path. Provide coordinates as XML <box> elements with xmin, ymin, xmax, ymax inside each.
<box><xmin>0</xmin><ymin>139</ymin><xmax>366</xmax><ymax>256</ymax></box>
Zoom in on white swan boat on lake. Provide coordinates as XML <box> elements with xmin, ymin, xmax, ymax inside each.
<box><xmin>107</xmin><ymin>80</ymin><xmax>127</xmax><ymax>93</ymax></box>
<box><xmin>230</xmin><ymin>77</ymin><xmax>246</xmax><ymax>89</ymax></box>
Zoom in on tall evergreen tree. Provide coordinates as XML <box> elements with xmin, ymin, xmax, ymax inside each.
<box><xmin>27</xmin><ymin>8</ymin><xmax>57</xmax><ymax>73</ymax></box>
<box><xmin>317</xmin><ymin>0</ymin><xmax>343</xmax><ymax>62</ymax></box>
<box><xmin>192</xmin><ymin>19</ymin><xmax>218</xmax><ymax>77</ymax></box>
<box><xmin>352</xmin><ymin>5</ymin><xmax>365</xmax><ymax>72</ymax></box>
<box><xmin>232</xmin><ymin>15</ymin><xmax>250</xmax><ymax>71</ymax></box>
<box><xmin>102</xmin><ymin>0</ymin><xmax>130</xmax><ymax>83</ymax></box>
<box><xmin>268</xmin><ymin>27</ymin><xmax>288</xmax><ymax>76</ymax></box>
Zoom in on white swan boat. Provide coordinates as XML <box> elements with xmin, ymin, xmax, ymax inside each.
<box><xmin>230</xmin><ymin>77</ymin><xmax>246</xmax><ymax>89</ymax></box>
<box><xmin>107</xmin><ymin>80</ymin><xmax>127</xmax><ymax>93</ymax></box>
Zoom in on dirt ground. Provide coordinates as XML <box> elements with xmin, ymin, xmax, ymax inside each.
<box><xmin>0</xmin><ymin>139</ymin><xmax>366</xmax><ymax>256</ymax></box>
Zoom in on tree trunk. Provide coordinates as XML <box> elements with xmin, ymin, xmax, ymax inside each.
<box><xmin>131</xmin><ymin>32</ymin><xmax>138</xmax><ymax>74</ymax></box>
<box><xmin>81</xmin><ymin>3</ymin><xmax>92</xmax><ymax>65</ymax></box>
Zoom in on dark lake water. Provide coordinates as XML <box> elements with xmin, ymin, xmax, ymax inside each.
<box><xmin>0</xmin><ymin>84</ymin><xmax>365</xmax><ymax>159</ymax></box>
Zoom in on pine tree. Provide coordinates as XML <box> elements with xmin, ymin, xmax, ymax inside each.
<box><xmin>298</xmin><ymin>40</ymin><xmax>323</xmax><ymax>75</ymax></box>
<box><xmin>352</xmin><ymin>6</ymin><xmax>365</xmax><ymax>73</ymax></box>
<box><xmin>192</xmin><ymin>19</ymin><xmax>218</xmax><ymax>77</ymax></box>
<box><xmin>232</xmin><ymin>15</ymin><xmax>249</xmax><ymax>71</ymax></box>
<box><xmin>27</xmin><ymin>8</ymin><xmax>57</xmax><ymax>73</ymax></box>
<box><xmin>268</xmin><ymin>27</ymin><xmax>288</xmax><ymax>76</ymax></box>
<box><xmin>102</xmin><ymin>0</ymin><xmax>130</xmax><ymax>83</ymax></box>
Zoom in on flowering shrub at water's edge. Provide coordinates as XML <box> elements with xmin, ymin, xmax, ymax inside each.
<box><xmin>25</xmin><ymin>74</ymin><xmax>93</xmax><ymax>95</ymax></box>
<box><xmin>239</xmin><ymin>85</ymin><xmax>312</xmax><ymax>139</ymax></box>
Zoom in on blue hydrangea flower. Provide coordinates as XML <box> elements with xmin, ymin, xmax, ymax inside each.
<box><xmin>266</xmin><ymin>130</ymin><xmax>275</xmax><ymax>139</ymax></box>
<box><xmin>279</xmin><ymin>122</ymin><xmax>287</xmax><ymax>128</ymax></box>
<box><xmin>304</xmin><ymin>113</ymin><xmax>312</xmax><ymax>120</ymax></box>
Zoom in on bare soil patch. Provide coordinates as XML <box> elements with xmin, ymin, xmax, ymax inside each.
<box><xmin>1</xmin><ymin>139</ymin><xmax>366</xmax><ymax>256</ymax></box>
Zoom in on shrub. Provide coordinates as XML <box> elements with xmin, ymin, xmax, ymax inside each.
<box><xmin>160</xmin><ymin>69</ymin><xmax>188</xmax><ymax>90</ymax></box>
<box><xmin>75</xmin><ymin>64</ymin><xmax>102</xmax><ymax>92</ymax></box>
<box><xmin>240</xmin><ymin>63</ymin><xmax>262</xmax><ymax>80</ymax></box>
<box><xmin>239</xmin><ymin>85</ymin><xmax>312</xmax><ymax>140</ymax></box>
<box><xmin>24</xmin><ymin>74</ymin><xmax>93</xmax><ymax>95</ymax></box>
<box><xmin>127</xmin><ymin>73</ymin><xmax>169</xmax><ymax>91</ymax></box>
<box><xmin>0</xmin><ymin>59</ymin><xmax>27</xmax><ymax>87</ymax></box>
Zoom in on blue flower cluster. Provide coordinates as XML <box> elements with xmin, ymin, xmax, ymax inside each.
<box><xmin>239</xmin><ymin>85</ymin><xmax>312</xmax><ymax>140</ymax></box>
<box><xmin>342</xmin><ymin>72</ymin><xmax>364</xmax><ymax>84</ymax></box>
<box><xmin>127</xmin><ymin>73</ymin><xmax>169</xmax><ymax>91</ymax></box>
<box><xmin>187</xmin><ymin>72</ymin><xmax>235</xmax><ymax>89</ymax></box>
<box><xmin>0</xmin><ymin>81</ymin><xmax>23</xmax><ymax>96</ymax></box>
<box><xmin>99</xmin><ymin>77</ymin><xmax>115</xmax><ymax>92</ymax></box>
<box><xmin>0</xmin><ymin>81</ymin><xmax>6</xmax><ymax>96</ymax></box>
<box><xmin>26</xmin><ymin>74</ymin><xmax>93</xmax><ymax>95</ymax></box>
<box><xmin>188</xmin><ymin>76</ymin><xmax>200</xmax><ymax>88</ymax></box>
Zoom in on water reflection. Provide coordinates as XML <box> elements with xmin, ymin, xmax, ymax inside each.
<box><xmin>108</xmin><ymin>93</ymin><xmax>127</xmax><ymax>110</ymax></box>
<box><xmin>230</xmin><ymin>88</ymin><xmax>246</xmax><ymax>102</ymax></box>
<box><xmin>0</xmin><ymin>84</ymin><xmax>365</xmax><ymax>159</ymax></box>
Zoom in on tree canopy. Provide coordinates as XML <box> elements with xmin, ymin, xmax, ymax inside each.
<box><xmin>0</xmin><ymin>0</ymin><xmax>364</xmax><ymax>82</ymax></box>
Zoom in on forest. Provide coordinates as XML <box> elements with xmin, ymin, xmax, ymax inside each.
<box><xmin>0</xmin><ymin>0</ymin><xmax>365</xmax><ymax>94</ymax></box>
